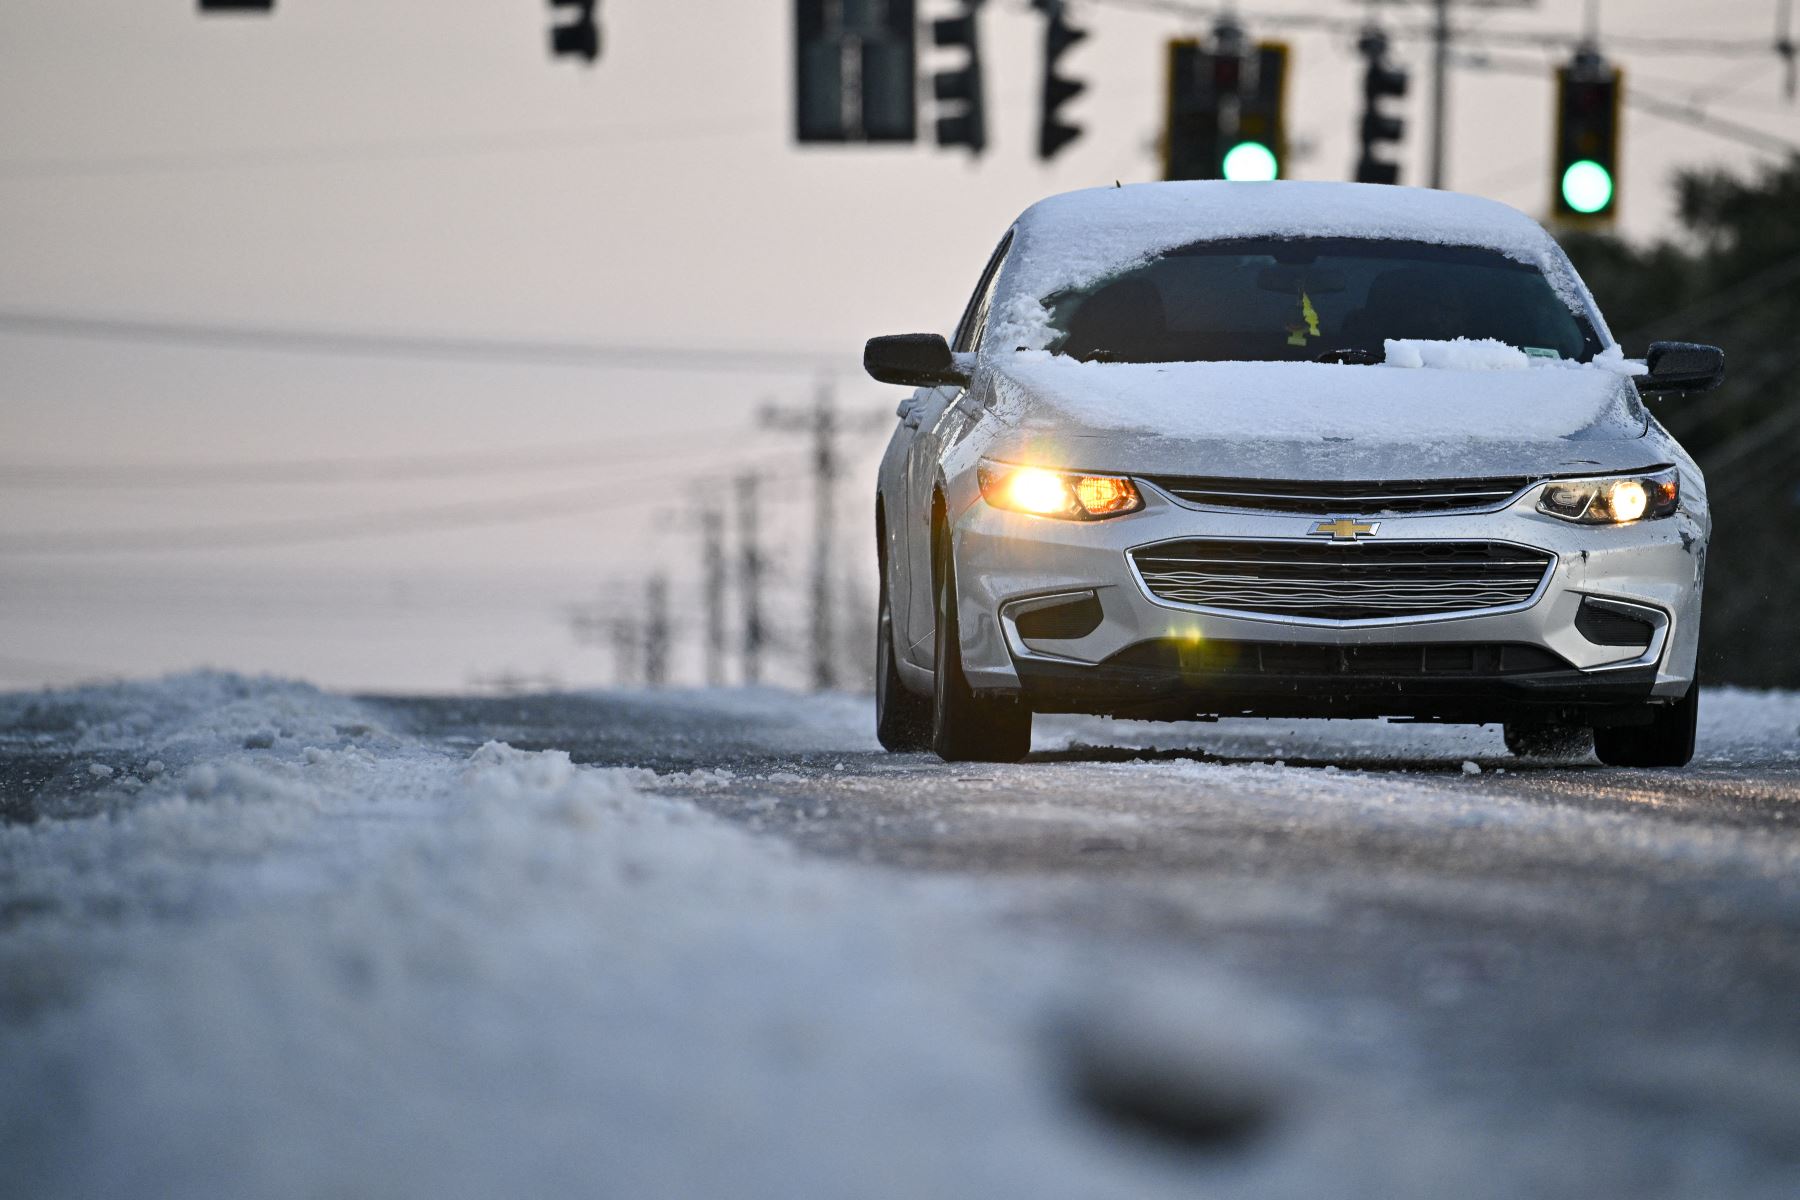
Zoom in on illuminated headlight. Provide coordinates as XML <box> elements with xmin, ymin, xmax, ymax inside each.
<box><xmin>977</xmin><ymin>460</ymin><xmax>1143</xmax><ymax>520</ymax></box>
<box><xmin>1536</xmin><ymin>467</ymin><xmax>1680</xmax><ymax>524</ymax></box>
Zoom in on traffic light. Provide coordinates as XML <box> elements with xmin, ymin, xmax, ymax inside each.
<box><xmin>1554</xmin><ymin>49</ymin><xmax>1622</xmax><ymax>221</ymax></box>
<box><xmin>933</xmin><ymin>1</ymin><xmax>987</xmax><ymax>154</ymax></box>
<box><xmin>1164</xmin><ymin>28</ymin><xmax>1287</xmax><ymax>182</ymax></box>
<box><xmin>1354</xmin><ymin>29</ymin><xmax>1408</xmax><ymax>184</ymax></box>
<box><xmin>549</xmin><ymin>0</ymin><xmax>600</xmax><ymax>64</ymax></box>
<box><xmin>1035</xmin><ymin>0</ymin><xmax>1087</xmax><ymax>161</ymax></box>
<box><xmin>795</xmin><ymin>0</ymin><xmax>917</xmax><ymax>143</ymax></box>
<box><xmin>1233</xmin><ymin>42</ymin><xmax>1287</xmax><ymax>181</ymax></box>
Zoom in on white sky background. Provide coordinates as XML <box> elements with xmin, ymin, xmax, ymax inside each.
<box><xmin>1</xmin><ymin>0</ymin><xmax>1796</xmax><ymax>691</ymax></box>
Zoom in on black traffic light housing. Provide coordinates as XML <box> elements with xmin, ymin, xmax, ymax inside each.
<box><xmin>934</xmin><ymin>1</ymin><xmax>987</xmax><ymax>154</ymax></box>
<box><xmin>1354</xmin><ymin>28</ymin><xmax>1408</xmax><ymax>184</ymax></box>
<box><xmin>1553</xmin><ymin>48</ymin><xmax>1622</xmax><ymax>221</ymax></box>
<box><xmin>549</xmin><ymin>0</ymin><xmax>600</xmax><ymax>63</ymax></box>
<box><xmin>795</xmin><ymin>0</ymin><xmax>917</xmax><ymax>143</ymax></box>
<box><xmin>1164</xmin><ymin>28</ymin><xmax>1287</xmax><ymax>181</ymax></box>
<box><xmin>1035</xmin><ymin>0</ymin><xmax>1087</xmax><ymax>161</ymax></box>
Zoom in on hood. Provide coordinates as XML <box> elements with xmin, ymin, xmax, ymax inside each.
<box><xmin>985</xmin><ymin>355</ymin><xmax>1656</xmax><ymax>481</ymax></box>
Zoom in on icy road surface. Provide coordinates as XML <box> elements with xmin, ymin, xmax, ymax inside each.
<box><xmin>2</xmin><ymin>676</ymin><xmax>1797</xmax><ymax>1200</ymax></box>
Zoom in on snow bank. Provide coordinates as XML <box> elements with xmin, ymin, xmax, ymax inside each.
<box><xmin>0</xmin><ymin>676</ymin><xmax>1306</xmax><ymax>1200</ymax></box>
<box><xmin>989</xmin><ymin>182</ymin><xmax>1601</xmax><ymax>353</ymax></box>
<box><xmin>993</xmin><ymin>353</ymin><xmax>1636</xmax><ymax>444</ymax></box>
<box><xmin>7</xmin><ymin>676</ymin><xmax>1791</xmax><ymax>1198</ymax></box>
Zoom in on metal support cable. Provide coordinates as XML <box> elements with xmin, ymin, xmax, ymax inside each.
<box><xmin>0</xmin><ymin>308</ymin><xmax>844</xmax><ymax>375</ymax></box>
<box><xmin>0</xmin><ymin>451</ymin><xmax>799</xmax><ymax>555</ymax></box>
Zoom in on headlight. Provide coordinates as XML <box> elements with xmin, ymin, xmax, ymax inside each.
<box><xmin>1536</xmin><ymin>467</ymin><xmax>1679</xmax><ymax>524</ymax></box>
<box><xmin>977</xmin><ymin>460</ymin><xmax>1143</xmax><ymax>520</ymax></box>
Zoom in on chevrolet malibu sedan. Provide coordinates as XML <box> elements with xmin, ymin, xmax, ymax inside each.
<box><xmin>866</xmin><ymin>181</ymin><xmax>1723</xmax><ymax>765</ymax></box>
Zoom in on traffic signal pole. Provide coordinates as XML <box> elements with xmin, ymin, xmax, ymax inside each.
<box><xmin>1428</xmin><ymin>0</ymin><xmax>1449</xmax><ymax>188</ymax></box>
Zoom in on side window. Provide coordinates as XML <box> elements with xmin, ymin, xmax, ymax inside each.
<box><xmin>952</xmin><ymin>231</ymin><xmax>1014</xmax><ymax>354</ymax></box>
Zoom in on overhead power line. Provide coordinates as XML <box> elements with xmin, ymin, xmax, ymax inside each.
<box><xmin>1452</xmin><ymin>51</ymin><xmax>1800</xmax><ymax>156</ymax></box>
<box><xmin>0</xmin><ymin>308</ymin><xmax>845</xmax><ymax>374</ymax></box>
<box><xmin>1084</xmin><ymin>0</ymin><xmax>1786</xmax><ymax>55</ymax></box>
<box><xmin>0</xmin><ymin>426</ymin><xmax>748</xmax><ymax>489</ymax></box>
<box><xmin>0</xmin><ymin>117</ymin><xmax>776</xmax><ymax>183</ymax></box>
<box><xmin>1620</xmin><ymin>248</ymin><xmax>1800</xmax><ymax>346</ymax></box>
<box><xmin>0</xmin><ymin>451</ymin><xmax>801</xmax><ymax>555</ymax></box>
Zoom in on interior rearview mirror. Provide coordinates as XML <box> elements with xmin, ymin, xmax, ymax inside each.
<box><xmin>863</xmin><ymin>333</ymin><xmax>970</xmax><ymax>389</ymax></box>
<box><xmin>1636</xmin><ymin>341</ymin><xmax>1725</xmax><ymax>395</ymax></box>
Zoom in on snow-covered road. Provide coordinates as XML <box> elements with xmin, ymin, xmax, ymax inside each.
<box><xmin>3</xmin><ymin>675</ymin><xmax>1797</xmax><ymax>1199</ymax></box>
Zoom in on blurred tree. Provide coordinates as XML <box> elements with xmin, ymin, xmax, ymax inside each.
<box><xmin>1562</xmin><ymin>156</ymin><xmax>1800</xmax><ymax>688</ymax></box>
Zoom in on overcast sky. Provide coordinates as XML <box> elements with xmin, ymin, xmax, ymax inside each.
<box><xmin>2</xmin><ymin>0</ymin><xmax>1796</xmax><ymax>689</ymax></box>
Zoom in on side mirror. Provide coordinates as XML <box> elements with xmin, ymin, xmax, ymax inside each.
<box><xmin>863</xmin><ymin>333</ymin><xmax>970</xmax><ymax>388</ymax></box>
<box><xmin>1636</xmin><ymin>341</ymin><xmax>1725</xmax><ymax>395</ymax></box>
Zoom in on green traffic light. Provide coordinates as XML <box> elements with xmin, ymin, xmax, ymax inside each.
<box><xmin>1561</xmin><ymin>159</ymin><xmax>1614</xmax><ymax>214</ymax></box>
<box><xmin>1222</xmin><ymin>140</ymin><xmax>1279</xmax><ymax>182</ymax></box>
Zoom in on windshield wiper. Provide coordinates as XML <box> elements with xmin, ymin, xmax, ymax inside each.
<box><xmin>1314</xmin><ymin>347</ymin><xmax>1382</xmax><ymax>365</ymax></box>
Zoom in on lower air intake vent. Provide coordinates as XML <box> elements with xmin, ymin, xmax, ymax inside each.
<box><xmin>1107</xmin><ymin>640</ymin><xmax>1570</xmax><ymax>677</ymax></box>
<box><xmin>1575</xmin><ymin>600</ymin><xmax>1655</xmax><ymax>649</ymax></box>
<box><xmin>1015</xmin><ymin>595</ymin><xmax>1104</xmax><ymax>641</ymax></box>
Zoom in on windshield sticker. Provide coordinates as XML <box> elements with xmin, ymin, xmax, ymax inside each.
<box><xmin>1286</xmin><ymin>290</ymin><xmax>1322</xmax><ymax>347</ymax></box>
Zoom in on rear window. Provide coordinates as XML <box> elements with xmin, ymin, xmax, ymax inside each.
<box><xmin>1042</xmin><ymin>237</ymin><xmax>1600</xmax><ymax>365</ymax></box>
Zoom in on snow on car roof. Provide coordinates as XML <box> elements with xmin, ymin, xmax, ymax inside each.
<box><xmin>989</xmin><ymin>181</ymin><xmax>1599</xmax><ymax>353</ymax></box>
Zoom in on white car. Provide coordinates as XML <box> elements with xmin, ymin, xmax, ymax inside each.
<box><xmin>867</xmin><ymin>182</ymin><xmax>1722</xmax><ymax>765</ymax></box>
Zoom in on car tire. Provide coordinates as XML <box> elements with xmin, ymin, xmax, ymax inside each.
<box><xmin>1593</xmin><ymin>683</ymin><xmax>1699</xmax><ymax>768</ymax></box>
<box><xmin>875</xmin><ymin>564</ymin><xmax>932</xmax><ymax>753</ymax></box>
<box><xmin>1502</xmin><ymin>722</ymin><xmax>1593</xmax><ymax>761</ymax></box>
<box><xmin>931</xmin><ymin>532</ymin><xmax>1031</xmax><ymax>763</ymax></box>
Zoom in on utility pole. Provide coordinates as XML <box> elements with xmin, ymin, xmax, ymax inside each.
<box><xmin>764</xmin><ymin>382</ymin><xmax>841</xmax><ymax>691</ymax></box>
<box><xmin>643</xmin><ymin>574</ymin><xmax>670</xmax><ymax>687</ymax></box>
<box><xmin>610</xmin><ymin>615</ymin><xmax>639</xmax><ymax>688</ymax></box>
<box><xmin>735</xmin><ymin>472</ymin><xmax>766</xmax><ymax>687</ymax></box>
<box><xmin>1429</xmin><ymin>0</ymin><xmax>1450</xmax><ymax>188</ymax></box>
<box><xmin>700</xmin><ymin>507</ymin><xmax>727</xmax><ymax>687</ymax></box>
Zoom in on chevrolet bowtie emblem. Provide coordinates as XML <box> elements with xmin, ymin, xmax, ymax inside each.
<box><xmin>1309</xmin><ymin>517</ymin><xmax>1380</xmax><ymax>541</ymax></box>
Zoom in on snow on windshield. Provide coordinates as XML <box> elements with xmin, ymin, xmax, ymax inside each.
<box><xmin>1383</xmin><ymin>337</ymin><xmax>1645</xmax><ymax>374</ymax></box>
<box><xmin>993</xmin><ymin>352</ymin><xmax>1638</xmax><ymax>443</ymax></box>
<box><xmin>988</xmin><ymin>182</ymin><xmax>1602</xmax><ymax>354</ymax></box>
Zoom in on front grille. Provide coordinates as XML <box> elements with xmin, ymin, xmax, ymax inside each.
<box><xmin>1144</xmin><ymin>475</ymin><xmax>1534</xmax><ymax>515</ymax></box>
<box><xmin>1131</xmin><ymin>539</ymin><xmax>1554</xmax><ymax>621</ymax></box>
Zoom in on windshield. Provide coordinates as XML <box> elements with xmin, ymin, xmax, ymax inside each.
<box><xmin>1042</xmin><ymin>237</ymin><xmax>1601</xmax><ymax>365</ymax></box>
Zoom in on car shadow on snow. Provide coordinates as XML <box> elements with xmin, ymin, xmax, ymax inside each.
<box><xmin>1026</xmin><ymin>742</ymin><xmax>1601</xmax><ymax>774</ymax></box>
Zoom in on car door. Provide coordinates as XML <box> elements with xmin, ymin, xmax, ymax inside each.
<box><xmin>901</xmin><ymin>231</ymin><xmax>1013</xmax><ymax>666</ymax></box>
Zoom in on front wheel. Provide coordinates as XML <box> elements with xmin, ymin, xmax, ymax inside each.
<box><xmin>931</xmin><ymin>536</ymin><xmax>1031</xmax><ymax>763</ymax></box>
<box><xmin>875</xmin><ymin>564</ymin><xmax>932</xmax><ymax>752</ymax></box>
<box><xmin>1594</xmin><ymin>684</ymin><xmax>1699</xmax><ymax>768</ymax></box>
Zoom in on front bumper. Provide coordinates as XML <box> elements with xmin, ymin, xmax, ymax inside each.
<box><xmin>951</xmin><ymin>480</ymin><xmax>1706</xmax><ymax>723</ymax></box>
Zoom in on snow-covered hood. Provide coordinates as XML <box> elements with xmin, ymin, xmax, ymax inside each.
<box><xmin>985</xmin><ymin>353</ymin><xmax>1658</xmax><ymax>481</ymax></box>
